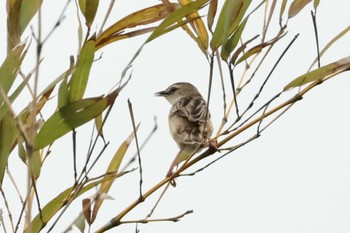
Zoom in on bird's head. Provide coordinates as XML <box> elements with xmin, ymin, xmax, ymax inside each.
<box><xmin>155</xmin><ymin>82</ymin><xmax>200</xmax><ymax>105</ymax></box>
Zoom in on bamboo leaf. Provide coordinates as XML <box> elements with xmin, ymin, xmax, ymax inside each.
<box><xmin>279</xmin><ymin>0</ymin><xmax>288</xmax><ymax>24</ymax></box>
<box><xmin>24</xmin><ymin>178</ymin><xmax>111</xmax><ymax>233</ymax></box>
<box><xmin>0</xmin><ymin>43</ymin><xmax>26</xmax><ymax>96</ymax></box>
<box><xmin>0</xmin><ymin>71</ymin><xmax>31</xmax><ymax>121</ymax></box>
<box><xmin>19</xmin><ymin>0</ymin><xmax>43</xmax><ymax>33</ymax></box>
<box><xmin>178</xmin><ymin>0</ymin><xmax>208</xmax><ymax>50</ymax></box>
<box><xmin>30</xmin><ymin>151</ymin><xmax>41</xmax><ymax>180</ymax></box>
<box><xmin>207</xmin><ymin>0</ymin><xmax>218</xmax><ymax>32</ymax></box>
<box><xmin>147</xmin><ymin>0</ymin><xmax>210</xmax><ymax>43</ymax></box>
<box><xmin>35</xmin><ymin>93</ymin><xmax>116</xmax><ymax>150</ymax></box>
<box><xmin>313</xmin><ymin>0</ymin><xmax>320</xmax><ymax>9</ymax></box>
<box><xmin>78</xmin><ymin>0</ymin><xmax>99</xmax><ymax>27</ymax></box>
<box><xmin>221</xmin><ymin>17</ymin><xmax>248</xmax><ymax>61</ymax></box>
<box><xmin>210</xmin><ymin>0</ymin><xmax>252</xmax><ymax>50</ymax></box>
<box><xmin>95</xmin><ymin>113</ymin><xmax>104</xmax><ymax>138</ymax></box>
<box><xmin>288</xmin><ymin>0</ymin><xmax>312</xmax><ymax>18</ymax></box>
<box><xmin>91</xmin><ymin>126</ymin><xmax>139</xmax><ymax>223</ymax></box>
<box><xmin>285</xmin><ymin>56</ymin><xmax>350</xmax><ymax>90</ymax></box>
<box><xmin>235</xmin><ymin>36</ymin><xmax>279</xmax><ymax>64</ymax></box>
<box><xmin>69</xmin><ymin>40</ymin><xmax>95</xmax><ymax>102</ymax></box>
<box><xmin>96</xmin><ymin>4</ymin><xmax>176</xmax><ymax>49</ymax></box>
<box><xmin>0</xmin><ymin>112</ymin><xmax>17</xmax><ymax>184</ymax></box>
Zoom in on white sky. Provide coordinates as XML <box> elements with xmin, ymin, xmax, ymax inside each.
<box><xmin>1</xmin><ymin>0</ymin><xmax>350</xmax><ymax>233</ymax></box>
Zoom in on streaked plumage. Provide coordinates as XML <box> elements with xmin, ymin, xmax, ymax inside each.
<box><xmin>155</xmin><ymin>82</ymin><xmax>213</xmax><ymax>178</ymax></box>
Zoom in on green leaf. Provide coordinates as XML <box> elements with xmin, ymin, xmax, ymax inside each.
<box><xmin>35</xmin><ymin>94</ymin><xmax>116</xmax><ymax>150</ymax></box>
<box><xmin>19</xmin><ymin>0</ymin><xmax>43</xmax><ymax>34</ymax></box>
<box><xmin>91</xmin><ymin>126</ymin><xmax>138</xmax><ymax>223</ymax></box>
<box><xmin>0</xmin><ymin>71</ymin><xmax>31</xmax><ymax>121</ymax></box>
<box><xmin>24</xmin><ymin>178</ymin><xmax>111</xmax><ymax>233</ymax></box>
<box><xmin>0</xmin><ymin>112</ymin><xmax>17</xmax><ymax>184</ymax></box>
<box><xmin>284</xmin><ymin>56</ymin><xmax>350</xmax><ymax>90</ymax></box>
<box><xmin>58</xmin><ymin>78</ymin><xmax>69</xmax><ymax>109</ymax></box>
<box><xmin>210</xmin><ymin>0</ymin><xmax>252</xmax><ymax>50</ymax></box>
<box><xmin>0</xmin><ymin>43</ymin><xmax>26</xmax><ymax>96</ymax></box>
<box><xmin>221</xmin><ymin>17</ymin><xmax>248</xmax><ymax>61</ymax></box>
<box><xmin>30</xmin><ymin>151</ymin><xmax>41</xmax><ymax>180</ymax></box>
<box><xmin>78</xmin><ymin>0</ymin><xmax>99</xmax><ymax>27</ymax></box>
<box><xmin>69</xmin><ymin>40</ymin><xmax>95</xmax><ymax>103</ymax></box>
<box><xmin>313</xmin><ymin>0</ymin><xmax>320</xmax><ymax>9</ymax></box>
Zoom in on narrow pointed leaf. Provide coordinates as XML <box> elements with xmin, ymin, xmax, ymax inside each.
<box><xmin>24</xmin><ymin>178</ymin><xmax>113</xmax><ymax>233</ymax></box>
<box><xmin>147</xmin><ymin>0</ymin><xmax>210</xmax><ymax>43</ymax></box>
<box><xmin>30</xmin><ymin>151</ymin><xmax>41</xmax><ymax>180</ymax></box>
<box><xmin>91</xmin><ymin>126</ymin><xmax>139</xmax><ymax>223</ymax></box>
<box><xmin>95</xmin><ymin>113</ymin><xmax>104</xmax><ymax>138</ymax></box>
<box><xmin>313</xmin><ymin>0</ymin><xmax>320</xmax><ymax>9</ymax></box>
<box><xmin>82</xmin><ymin>199</ymin><xmax>92</xmax><ymax>224</ymax></box>
<box><xmin>78</xmin><ymin>0</ymin><xmax>99</xmax><ymax>27</ymax></box>
<box><xmin>284</xmin><ymin>56</ymin><xmax>350</xmax><ymax>90</ymax></box>
<box><xmin>288</xmin><ymin>0</ymin><xmax>312</xmax><ymax>18</ymax></box>
<box><xmin>0</xmin><ymin>71</ymin><xmax>31</xmax><ymax>121</ymax></box>
<box><xmin>19</xmin><ymin>0</ymin><xmax>43</xmax><ymax>34</ymax></box>
<box><xmin>35</xmin><ymin>93</ymin><xmax>116</xmax><ymax>150</ymax></box>
<box><xmin>96</xmin><ymin>4</ymin><xmax>176</xmax><ymax>49</ymax></box>
<box><xmin>279</xmin><ymin>0</ymin><xmax>288</xmax><ymax>24</ymax></box>
<box><xmin>210</xmin><ymin>0</ymin><xmax>252</xmax><ymax>50</ymax></box>
<box><xmin>7</xmin><ymin>0</ymin><xmax>21</xmax><ymax>51</ymax></box>
<box><xmin>0</xmin><ymin>112</ymin><xmax>17</xmax><ymax>184</ymax></box>
<box><xmin>178</xmin><ymin>0</ymin><xmax>208</xmax><ymax>50</ymax></box>
<box><xmin>0</xmin><ymin>43</ymin><xmax>26</xmax><ymax>95</ymax></box>
<box><xmin>207</xmin><ymin>0</ymin><xmax>218</xmax><ymax>32</ymax></box>
<box><xmin>69</xmin><ymin>40</ymin><xmax>95</xmax><ymax>102</ymax></box>
<box><xmin>221</xmin><ymin>17</ymin><xmax>248</xmax><ymax>61</ymax></box>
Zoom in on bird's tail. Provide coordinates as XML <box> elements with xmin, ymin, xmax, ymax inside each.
<box><xmin>166</xmin><ymin>144</ymin><xmax>200</xmax><ymax>177</ymax></box>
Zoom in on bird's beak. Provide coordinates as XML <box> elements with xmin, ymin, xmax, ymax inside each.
<box><xmin>154</xmin><ymin>90</ymin><xmax>168</xmax><ymax>97</ymax></box>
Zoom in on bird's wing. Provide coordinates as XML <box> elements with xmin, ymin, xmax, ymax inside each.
<box><xmin>171</xmin><ymin>96</ymin><xmax>209</xmax><ymax>123</ymax></box>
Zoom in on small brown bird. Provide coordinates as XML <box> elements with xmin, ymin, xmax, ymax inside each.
<box><xmin>155</xmin><ymin>82</ymin><xmax>213</xmax><ymax>177</ymax></box>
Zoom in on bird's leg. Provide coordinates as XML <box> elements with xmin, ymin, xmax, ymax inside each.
<box><xmin>208</xmin><ymin>138</ymin><xmax>219</xmax><ymax>153</ymax></box>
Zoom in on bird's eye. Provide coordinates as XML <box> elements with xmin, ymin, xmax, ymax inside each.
<box><xmin>168</xmin><ymin>87</ymin><xmax>177</xmax><ymax>93</ymax></box>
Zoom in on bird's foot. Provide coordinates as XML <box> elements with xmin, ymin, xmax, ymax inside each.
<box><xmin>208</xmin><ymin>139</ymin><xmax>219</xmax><ymax>153</ymax></box>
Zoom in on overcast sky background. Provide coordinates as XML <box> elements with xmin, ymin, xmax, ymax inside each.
<box><xmin>1</xmin><ymin>0</ymin><xmax>350</xmax><ymax>232</ymax></box>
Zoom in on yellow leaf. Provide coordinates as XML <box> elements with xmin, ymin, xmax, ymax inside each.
<box><xmin>288</xmin><ymin>0</ymin><xmax>312</xmax><ymax>18</ymax></box>
<box><xmin>91</xmin><ymin>126</ymin><xmax>139</xmax><ymax>223</ymax></box>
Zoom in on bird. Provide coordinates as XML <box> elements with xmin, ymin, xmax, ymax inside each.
<box><xmin>155</xmin><ymin>82</ymin><xmax>213</xmax><ymax>179</ymax></box>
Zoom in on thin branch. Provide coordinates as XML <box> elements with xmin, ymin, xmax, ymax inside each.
<box><xmin>214</xmin><ymin>51</ymin><xmax>228</xmax><ymax>136</ymax></box>
<box><xmin>72</xmin><ymin>130</ymin><xmax>78</xmax><ymax>184</ymax></box>
<box><xmin>128</xmin><ymin>99</ymin><xmax>143</xmax><ymax>200</ymax></box>
<box><xmin>146</xmin><ymin>182</ymin><xmax>171</xmax><ymax>218</ymax></box>
<box><xmin>0</xmin><ymin>186</ymin><xmax>14</xmax><ymax>232</ymax></box>
<box><xmin>42</xmin><ymin>0</ymin><xmax>72</xmax><ymax>44</ymax></box>
<box><xmin>119</xmin><ymin>210</ymin><xmax>193</xmax><ymax>225</ymax></box>
<box><xmin>311</xmin><ymin>11</ymin><xmax>321</xmax><ymax>68</ymax></box>
<box><xmin>121</xmin><ymin>116</ymin><xmax>158</xmax><ymax>172</ymax></box>
<box><xmin>227</xmin><ymin>33</ymin><xmax>299</xmax><ymax>131</ymax></box>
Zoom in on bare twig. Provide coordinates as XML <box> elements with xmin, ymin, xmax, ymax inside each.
<box><xmin>311</xmin><ymin>11</ymin><xmax>321</xmax><ymax>68</ymax></box>
<box><xmin>146</xmin><ymin>182</ymin><xmax>171</xmax><ymax>218</ymax></box>
<box><xmin>0</xmin><ymin>186</ymin><xmax>14</xmax><ymax>232</ymax></box>
<box><xmin>120</xmin><ymin>210</ymin><xmax>193</xmax><ymax>225</ymax></box>
<box><xmin>121</xmin><ymin>116</ymin><xmax>158</xmax><ymax>172</ymax></box>
<box><xmin>128</xmin><ymin>99</ymin><xmax>143</xmax><ymax>199</ymax></box>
